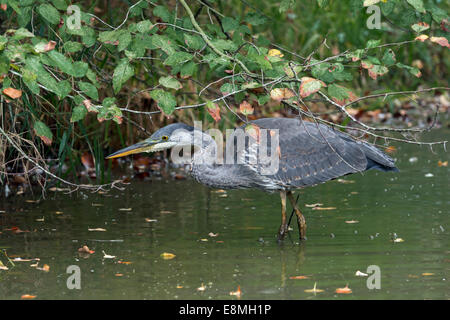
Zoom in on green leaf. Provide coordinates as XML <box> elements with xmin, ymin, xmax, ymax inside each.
<box><xmin>78</xmin><ymin>81</ymin><xmax>99</xmax><ymax>100</ymax></box>
<box><xmin>10</xmin><ymin>28</ymin><xmax>35</xmax><ymax>40</ymax></box>
<box><xmin>46</xmin><ymin>50</ymin><xmax>73</xmax><ymax>75</ymax></box>
<box><xmin>366</xmin><ymin>39</ymin><xmax>381</xmax><ymax>49</ymax></box>
<box><xmin>136</xmin><ymin>20</ymin><xmax>153</xmax><ymax>33</ymax></box>
<box><xmin>406</xmin><ymin>0</ymin><xmax>426</xmax><ymax>13</ymax></box>
<box><xmin>163</xmin><ymin>51</ymin><xmax>193</xmax><ymax>67</ymax></box>
<box><xmin>153</xmin><ymin>5</ymin><xmax>172</xmax><ymax>22</ymax></box>
<box><xmin>244</xmin><ymin>12</ymin><xmax>267</xmax><ymax>26</ymax></box>
<box><xmin>159</xmin><ymin>76</ymin><xmax>182</xmax><ymax>90</ymax></box>
<box><xmin>56</xmin><ymin>80</ymin><xmax>72</xmax><ymax>98</ymax></box>
<box><xmin>184</xmin><ymin>34</ymin><xmax>204</xmax><ymax>50</ymax></box>
<box><xmin>316</xmin><ymin>0</ymin><xmax>329</xmax><ymax>8</ymax></box>
<box><xmin>38</xmin><ymin>3</ymin><xmax>60</xmax><ymax>25</ymax></box>
<box><xmin>150</xmin><ymin>89</ymin><xmax>176</xmax><ymax>115</ymax></box>
<box><xmin>63</xmin><ymin>41</ymin><xmax>83</xmax><ymax>53</ymax></box>
<box><xmin>112</xmin><ymin>59</ymin><xmax>134</xmax><ymax>94</ymax></box>
<box><xmin>70</xmin><ymin>105</ymin><xmax>87</xmax><ymax>122</ymax></box>
<box><xmin>381</xmin><ymin>49</ymin><xmax>396</xmax><ymax>66</ymax></box>
<box><xmin>222</xmin><ymin>17</ymin><xmax>239</xmax><ymax>32</ymax></box>
<box><xmin>52</xmin><ymin>0</ymin><xmax>68</xmax><ymax>10</ymax></box>
<box><xmin>118</xmin><ymin>31</ymin><xmax>131</xmax><ymax>51</ymax></box>
<box><xmin>328</xmin><ymin>84</ymin><xmax>349</xmax><ymax>101</ymax></box>
<box><xmin>34</xmin><ymin>120</ymin><xmax>53</xmax><ymax>146</ymax></box>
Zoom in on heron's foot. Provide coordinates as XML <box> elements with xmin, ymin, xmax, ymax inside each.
<box><xmin>277</xmin><ymin>224</ymin><xmax>289</xmax><ymax>242</ymax></box>
<box><xmin>295</xmin><ymin>209</ymin><xmax>307</xmax><ymax>241</ymax></box>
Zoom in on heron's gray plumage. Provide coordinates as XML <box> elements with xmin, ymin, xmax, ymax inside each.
<box><xmin>186</xmin><ymin>118</ymin><xmax>397</xmax><ymax>191</ymax></box>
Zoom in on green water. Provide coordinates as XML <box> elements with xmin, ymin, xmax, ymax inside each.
<box><xmin>0</xmin><ymin>130</ymin><xmax>449</xmax><ymax>300</ymax></box>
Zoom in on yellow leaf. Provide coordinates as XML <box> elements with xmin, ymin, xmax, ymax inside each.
<box><xmin>160</xmin><ymin>252</ymin><xmax>176</xmax><ymax>260</ymax></box>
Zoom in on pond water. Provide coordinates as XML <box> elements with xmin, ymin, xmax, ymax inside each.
<box><xmin>0</xmin><ymin>129</ymin><xmax>448</xmax><ymax>300</ymax></box>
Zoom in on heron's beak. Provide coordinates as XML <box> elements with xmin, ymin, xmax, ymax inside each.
<box><xmin>105</xmin><ymin>140</ymin><xmax>159</xmax><ymax>159</ymax></box>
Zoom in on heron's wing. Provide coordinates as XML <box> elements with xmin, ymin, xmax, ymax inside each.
<box><xmin>243</xmin><ymin>118</ymin><xmax>368</xmax><ymax>189</ymax></box>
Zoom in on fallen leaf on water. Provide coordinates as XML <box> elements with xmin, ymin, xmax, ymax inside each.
<box><xmin>337</xmin><ymin>179</ymin><xmax>355</xmax><ymax>184</ymax></box>
<box><xmin>384</xmin><ymin>146</ymin><xmax>396</xmax><ymax>154</ymax></box>
<box><xmin>115</xmin><ymin>273</ymin><xmax>124</xmax><ymax>277</ymax></box>
<box><xmin>55</xmin><ymin>211</ymin><xmax>64</xmax><ymax>215</ymax></box>
<box><xmin>424</xmin><ymin>173</ymin><xmax>434</xmax><ymax>178</ymax></box>
<box><xmin>229</xmin><ymin>285</ymin><xmax>242</xmax><ymax>297</ymax></box>
<box><xmin>208</xmin><ymin>232</ymin><xmax>219</xmax><ymax>237</ymax></box>
<box><xmin>289</xmin><ymin>276</ymin><xmax>309</xmax><ymax>280</ymax></box>
<box><xmin>438</xmin><ymin>160</ymin><xmax>448</xmax><ymax>167</ymax></box>
<box><xmin>91</xmin><ymin>203</ymin><xmax>104</xmax><ymax>207</ymax></box>
<box><xmin>200</xmin><ymin>238</ymin><xmax>208</xmax><ymax>242</ymax></box>
<box><xmin>421</xmin><ymin>273</ymin><xmax>435</xmax><ymax>276</ymax></box>
<box><xmin>345</xmin><ymin>220</ymin><xmax>359</xmax><ymax>224</ymax></box>
<box><xmin>304</xmin><ymin>282</ymin><xmax>324</xmax><ymax>294</ymax></box>
<box><xmin>12</xmin><ymin>258</ymin><xmax>40</xmax><ymax>262</ymax></box>
<box><xmin>78</xmin><ymin>245</ymin><xmax>95</xmax><ymax>254</ymax></box>
<box><xmin>355</xmin><ymin>270</ymin><xmax>368</xmax><ymax>277</ymax></box>
<box><xmin>160</xmin><ymin>210</ymin><xmax>173</xmax><ymax>214</ymax></box>
<box><xmin>312</xmin><ymin>207</ymin><xmax>336</xmax><ymax>211</ymax></box>
<box><xmin>145</xmin><ymin>218</ymin><xmax>157</xmax><ymax>222</ymax></box>
<box><xmin>213</xmin><ymin>189</ymin><xmax>226</xmax><ymax>193</ymax></box>
<box><xmin>118</xmin><ymin>261</ymin><xmax>132</xmax><ymax>265</ymax></box>
<box><xmin>0</xmin><ymin>263</ymin><xmax>9</xmax><ymax>271</ymax></box>
<box><xmin>36</xmin><ymin>264</ymin><xmax>50</xmax><ymax>272</ymax></box>
<box><xmin>393</xmin><ymin>238</ymin><xmax>404</xmax><ymax>243</ymax></box>
<box><xmin>305</xmin><ymin>203</ymin><xmax>323</xmax><ymax>208</ymax></box>
<box><xmin>119</xmin><ymin>208</ymin><xmax>132</xmax><ymax>212</ymax></box>
<box><xmin>102</xmin><ymin>251</ymin><xmax>116</xmax><ymax>259</ymax></box>
<box><xmin>160</xmin><ymin>252</ymin><xmax>176</xmax><ymax>260</ymax></box>
<box><xmin>35</xmin><ymin>217</ymin><xmax>45</xmax><ymax>222</ymax></box>
<box><xmin>335</xmin><ymin>285</ymin><xmax>352</xmax><ymax>294</ymax></box>
<box><xmin>21</xmin><ymin>295</ymin><xmax>37</xmax><ymax>299</ymax></box>
<box><xmin>88</xmin><ymin>228</ymin><xmax>106</xmax><ymax>232</ymax></box>
<box><xmin>408</xmin><ymin>274</ymin><xmax>419</xmax><ymax>279</ymax></box>
<box><xmin>176</xmin><ymin>285</ymin><xmax>184</xmax><ymax>289</ymax></box>
<box><xmin>197</xmin><ymin>283</ymin><xmax>206</xmax><ymax>292</ymax></box>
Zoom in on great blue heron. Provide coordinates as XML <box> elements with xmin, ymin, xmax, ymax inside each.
<box><xmin>106</xmin><ymin>117</ymin><xmax>398</xmax><ymax>241</ymax></box>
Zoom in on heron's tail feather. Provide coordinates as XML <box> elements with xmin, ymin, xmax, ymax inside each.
<box><xmin>359</xmin><ymin>142</ymin><xmax>399</xmax><ymax>172</ymax></box>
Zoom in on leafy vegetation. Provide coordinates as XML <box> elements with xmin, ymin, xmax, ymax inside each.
<box><xmin>0</xmin><ymin>0</ymin><xmax>448</xmax><ymax>191</ymax></box>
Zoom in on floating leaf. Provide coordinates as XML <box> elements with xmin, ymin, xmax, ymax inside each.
<box><xmin>335</xmin><ymin>285</ymin><xmax>352</xmax><ymax>294</ymax></box>
<box><xmin>160</xmin><ymin>252</ymin><xmax>176</xmax><ymax>260</ymax></box>
<box><xmin>229</xmin><ymin>285</ymin><xmax>242</xmax><ymax>298</ymax></box>
<box><xmin>304</xmin><ymin>282</ymin><xmax>324</xmax><ymax>293</ymax></box>
<box><xmin>21</xmin><ymin>295</ymin><xmax>37</xmax><ymax>299</ymax></box>
<box><xmin>289</xmin><ymin>275</ymin><xmax>309</xmax><ymax>280</ymax></box>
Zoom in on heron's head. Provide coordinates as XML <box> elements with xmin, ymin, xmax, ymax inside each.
<box><xmin>105</xmin><ymin>123</ymin><xmax>195</xmax><ymax>159</ymax></box>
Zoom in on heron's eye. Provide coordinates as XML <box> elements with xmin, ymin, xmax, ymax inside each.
<box><xmin>161</xmin><ymin>135</ymin><xmax>169</xmax><ymax>141</ymax></box>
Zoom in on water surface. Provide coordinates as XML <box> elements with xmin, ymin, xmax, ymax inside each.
<box><xmin>0</xmin><ymin>129</ymin><xmax>448</xmax><ymax>300</ymax></box>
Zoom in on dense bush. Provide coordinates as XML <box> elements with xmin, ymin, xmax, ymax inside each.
<box><xmin>0</xmin><ymin>0</ymin><xmax>448</xmax><ymax>189</ymax></box>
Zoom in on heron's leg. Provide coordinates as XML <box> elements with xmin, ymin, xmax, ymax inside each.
<box><xmin>287</xmin><ymin>191</ymin><xmax>307</xmax><ymax>241</ymax></box>
<box><xmin>277</xmin><ymin>191</ymin><xmax>288</xmax><ymax>241</ymax></box>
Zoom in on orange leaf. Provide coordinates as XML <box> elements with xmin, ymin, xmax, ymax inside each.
<box><xmin>21</xmin><ymin>294</ymin><xmax>37</xmax><ymax>299</ymax></box>
<box><xmin>289</xmin><ymin>275</ymin><xmax>309</xmax><ymax>280</ymax></box>
<box><xmin>270</xmin><ymin>88</ymin><xmax>295</xmax><ymax>101</ymax></box>
<box><xmin>3</xmin><ymin>87</ymin><xmax>22</xmax><ymax>99</ymax></box>
<box><xmin>415</xmin><ymin>34</ymin><xmax>429</xmax><ymax>42</ymax></box>
<box><xmin>438</xmin><ymin>160</ymin><xmax>448</xmax><ymax>167</ymax></box>
<box><xmin>239</xmin><ymin>101</ymin><xmax>254</xmax><ymax>116</ymax></box>
<box><xmin>336</xmin><ymin>285</ymin><xmax>352</xmax><ymax>294</ymax></box>
<box><xmin>229</xmin><ymin>285</ymin><xmax>242</xmax><ymax>297</ymax></box>
<box><xmin>78</xmin><ymin>245</ymin><xmax>95</xmax><ymax>254</ymax></box>
<box><xmin>430</xmin><ymin>37</ymin><xmax>450</xmax><ymax>48</ymax></box>
<box><xmin>206</xmin><ymin>101</ymin><xmax>221</xmax><ymax>122</ymax></box>
<box><xmin>299</xmin><ymin>77</ymin><xmax>325</xmax><ymax>98</ymax></box>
